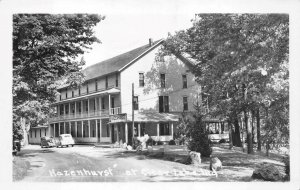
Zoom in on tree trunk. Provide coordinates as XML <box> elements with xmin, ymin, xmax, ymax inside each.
<box><xmin>256</xmin><ymin>108</ymin><xmax>261</xmax><ymax>151</ymax></box>
<box><xmin>228</xmin><ymin>122</ymin><xmax>233</xmax><ymax>150</ymax></box>
<box><xmin>233</xmin><ymin>116</ymin><xmax>242</xmax><ymax>147</ymax></box>
<box><xmin>251</xmin><ymin>110</ymin><xmax>255</xmax><ymax>144</ymax></box>
<box><xmin>21</xmin><ymin>117</ymin><xmax>29</xmax><ymax>146</ymax></box>
<box><xmin>244</xmin><ymin>110</ymin><xmax>254</xmax><ymax>154</ymax></box>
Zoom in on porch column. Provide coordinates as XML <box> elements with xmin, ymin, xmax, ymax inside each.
<box><xmin>138</xmin><ymin>123</ymin><xmax>141</xmax><ymax>137</ymax></box>
<box><xmin>125</xmin><ymin>122</ymin><xmax>128</xmax><ymax>143</ymax></box>
<box><xmin>99</xmin><ymin>119</ymin><xmax>102</xmax><ymax>143</ymax></box>
<box><xmin>95</xmin><ymin>98</ymin><xmax>98</xmax><ymax>116</ymax></box>
<box><xmin>99</xmin><ymin>97</ymin><xmax>102</xmax><ymax>116</ymax></box>
<box><xmin>88</xmin><ymin>99</ymin><xmax>90</xmax><ymax>116</ymax></box>
<box><xmin>69</xmin><ymin>103</ymin><xmax>71</xmax><ymax>117</ymax></box>
<box><xmin>157</xmin><ymin>123</ymin><xmax>160</xmax><ymax>138</ymax></box>
<box><xmin>96</xmin><ymin>120</ymin><xmax>98</xmax><ymax>142</ymax></box>
<box><xmin>108</xmin><ymin>94</ymin><xmax>111</xmax><ymax>115</ymax></box>
<box><xmin>59</xmin><ymin>123</ymin><xmax>61</xmax><ymax>135</ymax></box>
<box><xmin>74</xmin><ymin>102</ymin><xmax>77</xmax><ymax>118</ymax></box>
<box><xmin>171</xmin><ymin>123</ymin><xmax>174</xmax><ymax>139</ymax></box>
<box><xmin>75</xmin><ymin>121</ymin><xmax>77</xmax><ymax>137</ymax></box>
<box><xmin>88</xmin><ymin>120</ymin><xmax>91</xmax><ymax>138</ymax></box>
<box><xmin>81</xmin><ymin>100</ymin><xmax>83</xmax><ymax>116</ymax></box>
<box><xmin>81</xmin><ymin>121</ymin><xmax>83</xmax><ymax>138</ymax></box>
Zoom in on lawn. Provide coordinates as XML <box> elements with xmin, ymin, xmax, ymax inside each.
<box><xmin>138</xmin><ymin>143</ymin><xmax>287</xmax><ymax>182</ymax></box>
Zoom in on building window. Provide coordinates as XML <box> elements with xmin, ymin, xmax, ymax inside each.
<box><xmin>139</xmin><ymin>73</ymin><xmax>144</xmax><ymax>87</ymax></box>
<box><xmin>160</xmin><ymin>73</ymin><xmax>165</xmax><ymax>88</ymax></box>
<box><xmin>71</xmin><ymin>103</ymin><xmax>75</xmax><ymax>114</ymax></box>
<box><xmin>101</xmin><ymin>97</ymin><xmax>105</xmax><ymax>110</ymax></box>
<box><xmin>133</xmin><ymin>96</ymin><xmax>139</xmax><ymax>110</ymax></box>
<box><xmin>85</xmin><ymin>100</ymin><xmax>88</xmax><ymax>112</ymax></box>
<box><xmin>78</xmin><ymin>87</ymin><xmax>81</xmax><ymax>95</ymax></box>
<box><xmin>93</xmin><ymin>99</ymin><xmax>96</xmax><ymax>111</ymax></box>
<box><xmin>116</xmin><ymin>73</ymin><xmax>119</xmax><ymax>87</ymax></box>
<box><xmin>72</xmin><ymin>91</ymin><xmax>74</xmax><ymax>98</ymax></box>
<box><xmin>182</xmin><ymin>74</ymin><xmax>187</xmax><ymax>88</ymax></box>
<box><xmin>159</xmin><ymin>123</ymin><xmax>170</xmax><ymax>136</ymax></box>
<box><xmin>65</xmin><ymin>104</ymin><xmax>69</xmax><ymax>114</ymax></box>
<box><xmin>95</xmin><ymin>80</ymin><xmax>98</xmax><ymax>91</ymax></box>
<box><xmin>59</xmin><ymin>95</ymin><xmax>61</xmax><ymax>101</ymax></box>
<box><xmin>105</xmin><ymin>76</ymin><xmax>108</xmax><ymax>89</ymax></box>
<box><xmin>78</xmin><ymin>102</ymin><xmax>81</xmax><ymax>113</ymax></box>
<box><xmin>159</xmin><ymin>96</ymin><xmax>169</xmax><ymax>113</ymax></box>
<box><xmin>60</xmin><ymin>105</ymin><xmax>64</xmax><ymax>115</ymax></box>
<box><xmin>86</xmin><ymin>83</ymin><xmax>89</xmax><ymax>94</ymax></box>
<box><xmin>183</xmin><ymin>97</ymin><xmax>188</xmax><ymax>111</ymax></box>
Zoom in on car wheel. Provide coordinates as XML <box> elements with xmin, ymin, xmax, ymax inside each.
<box><xmin>72</xmin><ymin>145</ymin><xmax>74</xmax><ymax>147</ymax></box>
<box><xmin>66</xmin><ymin>145</ymin><xmax>69</xmax><ymax>147</ymax></box>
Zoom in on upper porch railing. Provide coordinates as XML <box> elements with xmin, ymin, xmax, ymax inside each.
<box><xmin>49</xmin><ymin>107</ymin><xmax>121</xmax><ymax>122</ymax></box>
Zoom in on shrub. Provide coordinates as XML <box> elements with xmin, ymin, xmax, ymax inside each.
<box><xmin>219</xmin><ymin>139</ymin><xmax>226</xmax><ymax>144</ymax></box>
<box><xmin>146</xmin><ymin>137</ymin><xmax>156</xmax><ymax>146</ymax></box>
<box><xmin>168</xmin><ymin>140</ymin><xmax>176</xmax><ymax>145</ymax></box>
<box><xmin>282</xmin><ymin>155</ymin><xmax>290</xmax><ymax>181</ymax></box>
<box><xmin>157</xmin><ymin>141</ymin><xmax>163</xmax><ymax>145</ymax></box>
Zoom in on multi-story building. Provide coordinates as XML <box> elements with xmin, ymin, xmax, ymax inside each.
<box><xmin>29</xmin><ymin>38</ymin><xmax>204</xmax><ymax>145</ymax></box>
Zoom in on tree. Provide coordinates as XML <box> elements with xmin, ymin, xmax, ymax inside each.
<box><xmin>187</xmin><ymin>112</ymin><xmax>212</xmax><ymax>157</ymax></box>
<box><xmin>13</xmin><ymin>14</ymin><xmax>104</xmax><ymax>143</ymax></box>
<box><xmin>160</xmin><ymin>14</ymin><xmax>289</xmax><ymax>154</ymax></box>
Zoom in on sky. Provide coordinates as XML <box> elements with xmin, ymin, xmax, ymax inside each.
<box><xmin>83</xmin><ymin>13</ymin><xmax>195</xmax><ymax>68</ymax></box>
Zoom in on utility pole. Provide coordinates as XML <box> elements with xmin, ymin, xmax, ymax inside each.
<box><xmin>132</xmin><ymin>83</ymin><xmax>135</xmax><ymax>146</ymax></box>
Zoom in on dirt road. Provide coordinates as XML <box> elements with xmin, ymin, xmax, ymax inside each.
<box><xmin>16</xmin><ymin>145</ymin><xmax>217</xmax><ymax>182</ymax></box>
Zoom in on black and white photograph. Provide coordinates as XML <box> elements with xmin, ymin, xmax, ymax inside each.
<box><xmin>1</xmin><ymin>0</ymin><xmax>300</xmax><ymax>189</ymax></box>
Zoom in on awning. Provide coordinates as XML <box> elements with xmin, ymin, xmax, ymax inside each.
<box><xmin>108</xmin><ymin>112</ymin><xmax>180</xmax><ymax>124</ymax></box>
<box><xmin>52</xmin><ymin>88</ymin><xmax>120</xmax><ymax>105</ymax></box>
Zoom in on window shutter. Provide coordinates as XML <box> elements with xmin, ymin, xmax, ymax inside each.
<box><xmin>159</xmin><ymin>96</ymin><xmax>164</xmax><ymax>113</ymax></box>
<box><xmin>164</xmin><ymin>96</ymin><xmax>169</xmax><ymax>112</ymax></box>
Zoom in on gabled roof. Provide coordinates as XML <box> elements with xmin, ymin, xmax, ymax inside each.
<box><xmin>82</xmin><ymin>39</ymin><xmax>164</xmax><ymax>81</ymax></box>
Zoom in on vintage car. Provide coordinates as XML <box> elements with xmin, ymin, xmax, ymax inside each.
<box><xmin>56</xmin><ymin>134</ymin><xmax>75</xmax><ymax>148</ymax></box>
<box><xmin>40</xmin><ymin>136</ymin><xmax>56</xmax><ymax>148</ymax></box>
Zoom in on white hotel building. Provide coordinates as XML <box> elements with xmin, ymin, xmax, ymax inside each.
<box><xmin>28</xmin><ymin>39</ymin><xmax>206</xmax><ymax>145</ymax></box>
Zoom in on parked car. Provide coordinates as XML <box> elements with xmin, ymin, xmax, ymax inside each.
<box><xmin>40</xmin><ymin>136</ymin><xmax>56</xmax><ymax>148</ymax></box>
<box><xmin>56</xmin><ymin>134</ymin><xmax>75</xmax><ymax>148</ymax></box>
<box><xmin>12</xmin><ymin>139</ymin><xmax>21</xmax><ymax>156</ymax></box>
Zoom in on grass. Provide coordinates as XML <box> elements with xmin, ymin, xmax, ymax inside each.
<box><xmin>12</xmin><ymin>156</ymin><xmax>30</xmax><ymax>181</ymax></box>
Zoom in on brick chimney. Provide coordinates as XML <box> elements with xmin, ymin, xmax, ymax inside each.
<box><xmin>149</xmin><ymin>38</ymin><xmax>153</xmax><ymax>46</ymax></box>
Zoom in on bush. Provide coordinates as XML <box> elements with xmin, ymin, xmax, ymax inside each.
<box><xmin>219</xmin><ymin>139</ymin><xmax>226</xmax><ymax>144</ymax></box>
<box><xmin>146</xmin><ymin>137</ymin><xmax>156</xmax><ymax>146</ymax></box>
<box><xmin>282</xmin><ymin>155</ymin><xmax>290</xmax><ymax>181</ymax></box>
<box><xmin>168</xmin><ymin>140</ymin><xmax>176</xmax><ymax>145</ymax></box>
<box><xmin>157</xmin><ymin>141</ymin><xmax>163</xmax><ymax>145</ymax></box>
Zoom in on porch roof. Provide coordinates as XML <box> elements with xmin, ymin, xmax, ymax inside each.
<box><xmin>52</xmin><ymin>88</ymin><xmax>120</xmax><ymax>105</ymax></box>
<box><xmin>109</xmin><ymin>112</ymin><xmax>180</xmax><ymax>124</ymax></box>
